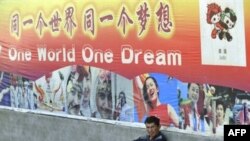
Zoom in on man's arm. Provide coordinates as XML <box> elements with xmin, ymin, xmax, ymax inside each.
<box><xmin>0</xmin><ymin>87</ymin><xmax>10</xmax><ymax>101</ymax></box>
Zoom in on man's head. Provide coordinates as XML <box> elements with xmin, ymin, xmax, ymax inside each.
<box><xmin>68</xmin><ymin>83</ymin><xmax>83</xmax><ymax>115</ymax></box>
<box><xmin>144</xmin><ymin>116</ymin><xmax>161</xmax><ymax>139</ymax></box>
<box><xmin>96</xmin><ymin>80</ymin><xmax>112</xmax><ymax>119</ymax></box>
<box><xmin>187</xmin><ymin>83</ymin><xmax>199</xmax><ymax>103</ymax></box>
<box><xmin>210</xmin><ymin>86</ymin><xmax>216</xmax><ymax>95</ymax></box>
<box><xmin>216</xmin><ymin>100</ymin><xmax>226</xmax><ymax>122</ymax></box>
<box><xmin>23</xmin><ymin>80</ymin><xmax>29</xmax><ymax>91</ymax></box>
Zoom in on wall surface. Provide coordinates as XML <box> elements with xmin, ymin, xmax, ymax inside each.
<box><xmin>0</xmin><ymin>108</ymin><xmax>223</xmax><ymax>141</ymax></box>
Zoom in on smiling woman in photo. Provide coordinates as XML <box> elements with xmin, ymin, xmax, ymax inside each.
<box><xmin>142</xmin><ymin>76</ymin><xmax>179</xmax><ymax>127</ymax></box>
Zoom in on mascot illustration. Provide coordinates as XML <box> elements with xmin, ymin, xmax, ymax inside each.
<box><xmin>219</xmin><ymin>7</ymin><xmax>237</xmax><ymax>42</ymax></box>
<box><xmin>206</xmin><ymin>3</ymin><xmax>223</xmax><ymax>39</ymax></box>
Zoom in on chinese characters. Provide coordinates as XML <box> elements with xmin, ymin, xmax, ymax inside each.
<box><xmin>10</xmin><ymin>1</ymin><xmax>173</xmax><ymax>39</ymax></box>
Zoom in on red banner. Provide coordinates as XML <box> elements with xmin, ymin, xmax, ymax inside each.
<box><xmin>1</xmin><ymin>1</ymin><xmax>250</xmax><ymax>135</ymax></box>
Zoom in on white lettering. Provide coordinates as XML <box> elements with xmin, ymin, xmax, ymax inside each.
<box><xmin>94</xmin><ymin>50</ymin><xmax>104</xmax><ymax>63</ymax></box>
<box><xmin>241</xmin><ymin>129</ymin><xmax>246</xmax><ymax>136</ymax></box>
<box><xmin>134</xmin><ymin>50</ymin><xmax>142</xmax><ymax>64</ymax></box>
<box><xmin>156</xmin><ymin>50</ymin><xmax>166</xmax><ymax>65</ymax></box>
<box><xmin>0</xmin><ymin>45</ymin><xmax>2</xmax><ymax>54</ymax></box>
<box><xmin>37</xmin><ymin>47</ymin><xmax>47</xmax><ymax>61</ymax></box>
<box><xmin>37</xmin><ymin>45</ymin><xmax>75</xmax><ymax>62</ymax></box>
<box><xmin>8</xmin><ymin>47</ymin><xmax>32</xmax><ymax>61</ymax></box>
<box><xmin>121</xmin><ymin>45</ymin><xmax>182</xmax><ymax>66</ymax></box>
<box><xmin>48</xmin><ymin>50</ymin><xmax>56</xmax><ymax>61</ymax></box>
<box><xmin>144</xmin><ymin>50</ymin><xmax>154</xmax><ymax>65</ymax></box>
<box><xmin>228</xmin><ymin>129</ymin><xmax>235</xmax><ymax>136</ymax></box>
<box><xmin>82</xmin><ymin>44</ymin><xmax>113</xmax><ymax>64</ymax></box>
<box><xmin>121</xmin><ymin>45</ymin><xmax>134</xmax><ymax>64</ymax></box>
<box><xmin>228</xmin><ymin>129</ymin><xmax>247</xmax><ymax>136</ymax></box>
<box><xmin>167</xmin><ymin>51</ymin><xmax>182</xmax><ymax>65</ymax></box>
<box><xmin>82</xmin><ymin>45</ymin><xmax>94</xmax><ymax>63</ymax></box>
<box><xmin>104</xmin><ymin>49</ymin><xmax>113</xmax><ymax>63</ymax></box>
<box><xmin>235</xmin><ymin>129</ymin><xmax>241</xmax><ymax>136</ymax></box>
<box><xmin>66</xmin><ymin>47</ymin><xmax>75</xmax><ymax>62</ymax></box>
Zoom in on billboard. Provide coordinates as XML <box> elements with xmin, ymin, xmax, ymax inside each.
<box><xmin>1</xmin><ymin>0</ymin><xmax>250</xmax><ymax>136</ymax></box>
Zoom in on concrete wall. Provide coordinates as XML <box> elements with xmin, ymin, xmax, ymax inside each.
<box><xmin>0</xmin><ymin>108</ymin><xmax>223</xmax><ymax>141</ymax></box>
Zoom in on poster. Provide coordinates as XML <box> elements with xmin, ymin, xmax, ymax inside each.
<box><xmin>200</xmin><ymin>0</ymin><xmax>246</xmax><ymax>66</ymax></box>
<box><xmin>1</xmin><ymin>0</ymin><xmax>250</xmax><ymax>136</ymax></box>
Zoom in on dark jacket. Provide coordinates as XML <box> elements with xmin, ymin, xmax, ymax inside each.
<box><xmin>133</xmin><ymin>131</ymin><xmax>167</xmax><ymax>141</ymax></box>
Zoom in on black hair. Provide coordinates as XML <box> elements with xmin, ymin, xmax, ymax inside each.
<box><xmin>143</xmin><ymin>76</ymin><xmax>159</xmax><ymax>109</ymax></box>
<box><xmin>216</xmin><ymin>100</ymin><xmax>226</xmax><ymax>113</ymax></box>
<box><xmin>225</xmin><ymin>7</ymin><xmax>237</xmax><ymax>22</ymax></box>
<box><xmin>187</xmin><ymin>83</ymin><xmax>199</xmax><ymax>90</ymax></box>
<box><xmin>119</xmin><ymin>91</ymin><xmax>126</xmax><ymax>103</ymax></box>
<box><xmin>144</xmin><ymin>116</ymin><xmax>160</xmax><ymax>126</ymax></box>
<box><xmin>187</xmin><ymin>83</ymin><xmax>199</xmax><ymax>99</ymax></box>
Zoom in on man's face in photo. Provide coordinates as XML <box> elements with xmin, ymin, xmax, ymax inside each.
<box><xmin>96</xmin><ymin>82</ymin><xmax>112</xmax><ymax>119</ymax></box>
<box><xmin>96</xmin><ymin>91</ymin><xmax>112</xmax><ymax>119</ymax></box>
<box><xmin>68</xmin><ymin>84</ymin><xmax>82</xmax><ymax>115</ymax></box>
